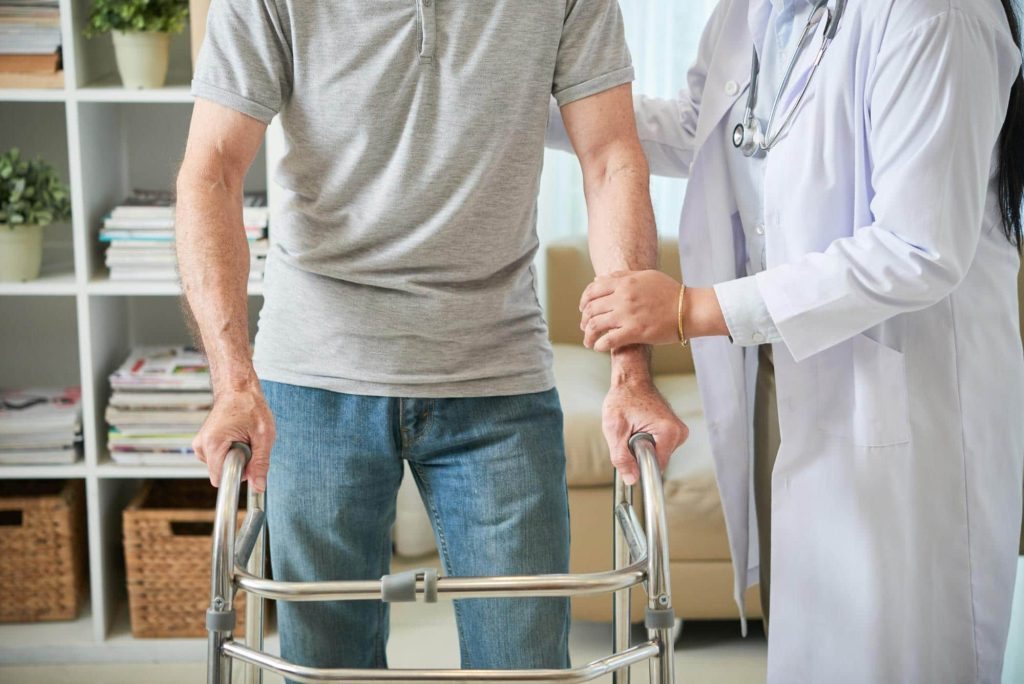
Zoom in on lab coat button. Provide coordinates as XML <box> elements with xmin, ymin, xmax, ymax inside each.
<box><xmin>725</xmin><ymin>80</ymin><xmax>740</xmax><ymax>96</ymax></box>
<box><xmin>752</xmin><ymin>332</ymin><xmax>766</xmax><ymax>343</ymax></box>
<box><xmin>755</xmin><ymin>223</ymin><xmax>765</xmax><ymax>235</ymax></box>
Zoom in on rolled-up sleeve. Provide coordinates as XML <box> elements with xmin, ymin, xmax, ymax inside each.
<box><xmin>190</xmin><ymin>0</ymin><xmax>293</xmax><ymax>124</ymax></box>
<box><xmin>552</xmin><ymin>0</ymin><xmax>635</xmax><ymax>107</ymax></box>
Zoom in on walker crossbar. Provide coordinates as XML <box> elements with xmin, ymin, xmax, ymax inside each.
<box><xmin>207</xmin><ymin>433</ymin><xmax>676</xmax><ymax>684</ymax></box>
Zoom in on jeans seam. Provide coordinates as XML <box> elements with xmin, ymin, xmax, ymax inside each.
<box><xmin>417</xmin><ymin>399</ymin><xmax>434</xmax><ymax>446</ymax></box>
<box><xmin>409</xmin><ymin>459</ymin><xmax>472</xmax><ymax>665</ymax></box>
<box><xmin>398</xmin><ymin>398</ymin><xmax>409</xmax><ymax>454</ymax></box>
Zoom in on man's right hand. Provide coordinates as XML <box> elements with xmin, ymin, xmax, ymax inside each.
<box><xmin>193</xmin><ymin>385</ymin><xmax>275</xmax><ymax>492</ymax></box>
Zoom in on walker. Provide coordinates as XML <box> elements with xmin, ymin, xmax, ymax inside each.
<box><xmin>207</xmin><ymin>432</ymin><xmax>675</xmax><ymax>684</ymax></box>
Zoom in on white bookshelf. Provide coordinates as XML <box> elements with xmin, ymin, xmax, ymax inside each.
<box><xmin>0</xmin><ymin>0</ymin><xmax>272</xmax><ymax>663</ymax></box>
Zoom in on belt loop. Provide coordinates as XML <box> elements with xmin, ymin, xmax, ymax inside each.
<box><xmin>417</xmin><ymin>0</ymin><xmax>436</xmax><ymax>62</ymax></box>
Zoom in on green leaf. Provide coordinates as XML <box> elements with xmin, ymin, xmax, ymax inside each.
<box><xmin>84</xmin><ymin>0</ymin><xmax>189</xmax><ymax>34</ymax></box>
<box><xmin>0</xmin><ymin>147</ymin><xmax>71</xmax><ymax>225</ymax></box>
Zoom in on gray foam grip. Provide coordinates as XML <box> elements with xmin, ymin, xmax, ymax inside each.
<box><xmin>381</xmin><ymin>570</ymin><xmax>418</xmax><ymax>603</ymax></box>
<box><xmin>206</xmin><ymin>607</ymin><xmax>237</xmax><ymax>632</ymax></box>
<box><xmin>645</xmin><ymin>607</ymin><xmax>676</xmax><ymax>630</ymax></box>
<box><xmin>422</xmin><ymin>568</ymin><xmax>438</xmax><ymax>603</ymax></box>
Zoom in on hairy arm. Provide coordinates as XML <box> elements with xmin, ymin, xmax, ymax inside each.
<box><xmin>176</xmin><ymin>98</ymin><xmax>274</xmax><ymax>491</ymax></box>
<box><xmin>560</xmin><ymin>84</ymin><xmax>688</xmax><ymax>482</ymax></box>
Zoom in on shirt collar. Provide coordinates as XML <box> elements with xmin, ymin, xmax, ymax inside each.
<box><xmin>748</xmin><ymin>0</ymin><xmax>815</xmax><ymax>54</ymax></box>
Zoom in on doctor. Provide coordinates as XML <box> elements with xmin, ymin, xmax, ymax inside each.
<box><xmin>551</xmin><ymin>0</ymin><xmax>1024</xmax><ymax>681</ymax></box>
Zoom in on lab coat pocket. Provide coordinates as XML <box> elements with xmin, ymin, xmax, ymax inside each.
<box><xmin>816</xmin><ymin>334</ymin><xmax>911</xmax><ymax>447</ymax></box>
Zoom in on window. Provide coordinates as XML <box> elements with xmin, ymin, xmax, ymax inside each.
<box><xmin>537</xmin><ymin>1</ymin><xmax>719</xmax><ymax>245</ymax></box>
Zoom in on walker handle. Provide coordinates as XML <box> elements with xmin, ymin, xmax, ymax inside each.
<box><xmin>625</xmin><ymin>431</ymin><xmax>674</xmax><ymax>684</ymax></box>
<box><xmin>207</xmin><ymin>441</ymin><xmax>254</xmax><ymax>684</ymax></box>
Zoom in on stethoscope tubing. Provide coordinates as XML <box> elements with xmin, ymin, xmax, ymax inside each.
<box><xmin>735</xmin><ymin>0</ymin><xmax>846</xmax><ymax>157</ymax></box>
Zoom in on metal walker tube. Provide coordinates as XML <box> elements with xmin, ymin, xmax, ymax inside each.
<box><xmin>207</xmin><ymin>434</ymin><xmax>675</xmax><ymax>684</ymax></box>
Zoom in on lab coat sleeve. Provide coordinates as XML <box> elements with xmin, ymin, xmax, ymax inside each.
<box><xmin>715</xmin><ymin>276</ymin><xmax>783</xmax><ymax>346</ymax></box>
<box><xmin>546</xmin><ymin>0</ymin><xmax>734</xmax><ymax>178</ymax></box>
<box><xmin>755</xmin><ymin>9</ymin><xmax>1022</xmax><ymax>362</ymax></box>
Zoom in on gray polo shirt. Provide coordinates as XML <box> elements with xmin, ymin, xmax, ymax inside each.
<box><xmin>192</xmin><ymin>0</ymin><xmax>633</xmax><ymax>397</ymax></box>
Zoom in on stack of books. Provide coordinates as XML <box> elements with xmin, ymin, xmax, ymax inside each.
<box><xmin>0</xmin><ymin>0</ymin><xmax>63</xmax><ymax>89</ymax></box>
<box><xmin>106</xmin><ymin>347</ymin><xmax>212</xmax><ymax>466</ymax></box>
<box><xmin>100</xmin><ymin>189</ymin><xmax>269</xmax><ymax>283</ymax></box>
<box><xmin>0</xmin><ymin>387</ymin><xmax>82</xmax><ymax>464</ymax></box>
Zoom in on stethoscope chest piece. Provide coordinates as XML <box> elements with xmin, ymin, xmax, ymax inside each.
<box><xmin>733</xmin><ymin>119</ymin><xmax>765</xmax><ymax>159</ymax></box>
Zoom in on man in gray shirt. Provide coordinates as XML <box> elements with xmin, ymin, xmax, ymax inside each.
<box><xmin>177</xmin><ymin>0</ymin><xmax>686</xmax><ymax>673</ymax></box>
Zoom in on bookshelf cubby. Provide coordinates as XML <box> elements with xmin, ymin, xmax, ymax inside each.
<box><xmin>0</xmin><ymin>0</ymin><xmax>272</xmax><ymax>663</ymax></box>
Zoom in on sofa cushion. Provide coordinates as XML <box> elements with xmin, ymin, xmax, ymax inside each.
<box><xmin>554</xmin><ymin>343</ymin><xmax>731</xmax><ymax>560</ymax></box>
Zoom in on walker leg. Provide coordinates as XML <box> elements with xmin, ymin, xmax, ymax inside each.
<box><xmin>613</xmin><ymin>470</ymin><xmax>632</xmax><ymax>684</ymax></box>
<box><xmin>244</xmin><ymin>488</ymin><xmax>266</xmax><ymax>684</ymax></box>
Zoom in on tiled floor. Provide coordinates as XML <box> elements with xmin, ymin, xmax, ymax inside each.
<box><xmin>0</xmin><ymin>602</ymin><xmax>768</xmax><ymax>684</ymax></box>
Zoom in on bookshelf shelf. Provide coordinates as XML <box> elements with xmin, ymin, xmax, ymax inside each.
<box><xmin>87</xmin><ymin>275</ymin><xmax>265</xmax><ymax>297</ymax></box>
<box><xmin>0</xmin><ymin>272</ymin><xmax>78</xmax><ymax>296</ymax></box>
<box><xmin>76</xmin><ymin>77</ymin><xmax>194</xmax><ymax>103</ymax></box>
<box><xmin>0</xmin><ymin>463</ymin><xmax>86</xmax><ymax>479</ymax></box>
<box><xmin>0</xmin><ymin>602</ymin><xmax>95</xmax><ymax>665</ymax></box>
<box><xmin>0</xmin><ymin>87</ymin><xmax>68</xmax><ymax>102</ymax></box>
<box><xmin>0</xmin><ymin>0</ymin><xmax>274</xmax><ymax>664</ymax></box>
<box><xmin>96</xmin><ymin>452</ymin><xmax>209</xmax><ymax>479</ymax></box>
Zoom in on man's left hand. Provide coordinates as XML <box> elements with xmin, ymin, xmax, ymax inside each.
<box><xmin>602</xmin><ymin>377</ymin><xmax>689</xmax><ymax>485</ymax></box>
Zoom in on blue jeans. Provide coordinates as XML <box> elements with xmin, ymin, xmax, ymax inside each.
<box><xmin>261</xmin><ymin>381</ymin><xmax>571</xmax><ymax>676</ymax></box>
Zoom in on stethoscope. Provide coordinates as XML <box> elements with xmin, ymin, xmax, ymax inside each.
<box><xmin>732</xmin><ymin>0</ymin><xmax>847</xmax><ymax>157</ymax></box>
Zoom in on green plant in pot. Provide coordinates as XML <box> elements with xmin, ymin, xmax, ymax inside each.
<box><xmin>0</xmin><ymin>148</ymin><xmax>71</xmax><ymax>283</ymax></box>
<box><xmin>84</xmin><ymin>0</ymin><xmax>189</xmax><ymax>89</ymax></box>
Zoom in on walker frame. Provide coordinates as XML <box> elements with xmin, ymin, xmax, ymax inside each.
<box><xmin>207</xmin><ymin>432</ymin><xmax>675</xmax><ymax>684</ymax></box>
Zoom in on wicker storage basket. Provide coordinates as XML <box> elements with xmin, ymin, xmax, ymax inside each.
<box><xmin>123</xmin><ymin>479</ymin><xmax>247</xmax><ymax>638</ymax></box>
<box><xmin>0</xmin><ymin>480</ymin><xmax>87</xmax><ymax>622</ymax></box>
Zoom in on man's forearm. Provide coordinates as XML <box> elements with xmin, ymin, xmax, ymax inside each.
<box><xmin>175</xmin><ymin>166</ymin><xmax>255</xmax><ymax>397</ymax></box>
<box><xmin>583</xmin><ymin>143</ymin><xmax>658</xmax><ymax>383</ymax></box>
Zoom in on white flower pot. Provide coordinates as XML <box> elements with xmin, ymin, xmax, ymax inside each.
<box><xmin>0</xmin><ymin>224</ymin><xmax>44</xmax><ymax>282</ymax></box>
<box><xmin>112</xmin><ymin>30</ymin><xmax>171</xmax><ymax>89</ymax></box>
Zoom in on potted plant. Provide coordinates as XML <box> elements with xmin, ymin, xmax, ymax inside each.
<box><xmin>84</xmin><ymin>0</ymin><xmax>189</xmax><ymax>89</ymax></box>
<box><xmin>0</xmin><ymin>148</ymin><xmax>71</xmax><ymax>282</ymax></box>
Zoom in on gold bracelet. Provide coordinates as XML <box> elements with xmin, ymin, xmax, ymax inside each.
<box><xmin>677</xmin><ymin>282</ymin><xmax>689</xmax><ymax>347</ymax></box>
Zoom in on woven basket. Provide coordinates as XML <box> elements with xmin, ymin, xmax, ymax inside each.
<box><xmin>123</xmin><ymin>479</ymin><xmax>247</xmax><ymax>638</ymax></box>
<box><xmin>0</xmin><ymin>480</ymin><xmax>87</xmax><ymax>622</ymax></box>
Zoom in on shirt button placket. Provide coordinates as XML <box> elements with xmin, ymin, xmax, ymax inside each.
<box><xmin>418</xmin><ymin>0</ymin><xmax>436</xmax><ymax>62</ymax></box>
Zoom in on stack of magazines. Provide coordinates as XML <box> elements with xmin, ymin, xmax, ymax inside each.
<box><xmin>0</xmin><ymin>1</ymin><xmax>63</xmax><ymax>89</ymax></box>
<box><xmin>100</xmin><ymin>189</ymin><xmax>269</xmax><ymax>282</ymax></box>
<box><xmin>106</xmin><ymin>347</ymin><xmax>212</xmax><ymax>466</ymax></box>
<box><xmin>0</xmin><ymin>387</ymin><xmax>82</xmax><ymax>464</ymax></box>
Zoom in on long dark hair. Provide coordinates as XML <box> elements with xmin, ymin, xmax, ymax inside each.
<box><xmin>999</xmin><ymin>0</ymin><xmax>1024</xmax><ymax>250</ymax></box>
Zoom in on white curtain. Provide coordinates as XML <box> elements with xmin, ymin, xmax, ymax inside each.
<box><xmin>537</xmin><ymin>0</ymin><xmax>719</xmax><ymax>249</ymax></box>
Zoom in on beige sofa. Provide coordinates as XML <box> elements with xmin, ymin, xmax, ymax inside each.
<box><xmin>394</xmin><ymin>238</ymin><xmax>1022</xmax><ymax>620</ymax></box>
<box><xmin>547</xmin><ymin>237</ymin><xmax>760</xmax><ymax>622</ymax></box>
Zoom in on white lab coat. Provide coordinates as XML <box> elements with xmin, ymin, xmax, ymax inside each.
<box><xmin>550</xmin><ymin>0</ymin><xmax>1024</xmax><ymax>680</ymax></box>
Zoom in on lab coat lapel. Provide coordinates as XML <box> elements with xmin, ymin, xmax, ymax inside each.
<box><xmin>693</xmin><ymin>0</ymin><xmax>755</xmax><ymax>155</ymax></box>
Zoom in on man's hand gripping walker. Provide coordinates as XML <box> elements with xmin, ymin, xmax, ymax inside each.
<box><xmin>207</xmin><ymin>432</ymin><xmax>675</xmax><ymax>684</ymax></box>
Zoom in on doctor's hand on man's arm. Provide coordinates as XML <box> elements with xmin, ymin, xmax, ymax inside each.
<box><xmin>175</xmin><ymin>99</ymin><xmax>276</xmax><ymax>493</ymax></box>
<box><xmin>560</xmin><ymin>84</ymin><xmax>689</xmax><ymax>485</ymax></box>
<box><xmin>579</xmin><ymin>270</ymin><xmax>729</xmax><ymax>351</ymax></box>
